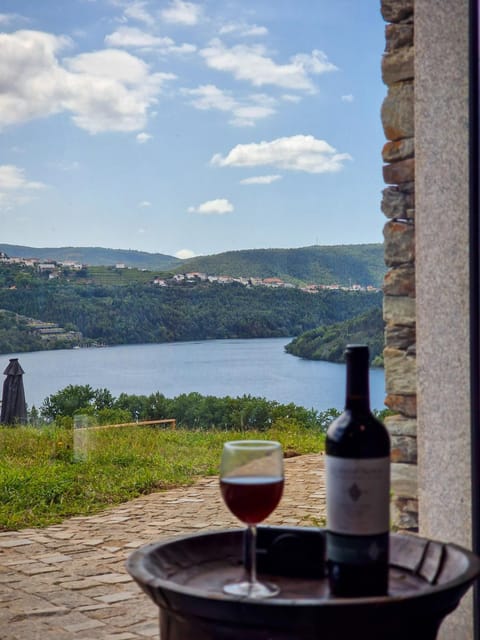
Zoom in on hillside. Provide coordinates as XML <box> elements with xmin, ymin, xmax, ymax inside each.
<box><xmin>178</xmin><ymin>244</ymin><xmax>385</xmax><ymax>287</ymax></box>
<box><xmin>1</xmin><ymin>243</ymin><xmax>385</xmax><ymax>287</ymax></box>
<box><xmin>0</xmin><ymin>279</ymin><xmax>382</xmax><ymax>354</ymax></box>
<box><xmin>0</xmin><ymin>244</ymin><xmax>181</xmax><ymax>271</ymax></box>
<box><xmin>285</xmin><ymin>306</ymin><xmax>384</xmax><ymax>365</ymax></box>
<box><xmin>0</xmin><ymin>309</ymin><xmax>84</xmax><ymax>354</ymax></box>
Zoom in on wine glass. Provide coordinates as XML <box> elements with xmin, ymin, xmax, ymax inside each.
<box><xmin>220</xmin><ymin>439</ymin><xmax>284</xmax><ymax>598</ymax></box>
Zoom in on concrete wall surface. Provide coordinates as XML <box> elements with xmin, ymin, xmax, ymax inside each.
<box><xmin>415</xmin><ymin>1</ymin><xmax>473</xmax><ymax>638</ymax></box>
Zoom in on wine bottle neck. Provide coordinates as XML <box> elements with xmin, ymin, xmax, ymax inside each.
<box><xmin>344</xmin><ymin>348</ymin><xmax>370</xmax><ymax>412</ymax></box>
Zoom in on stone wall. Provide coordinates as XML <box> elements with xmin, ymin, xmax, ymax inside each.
<box><xmin>380</xmin><ymin>0</ymin><xmax>418</xmax><ymax>531</ymax></box>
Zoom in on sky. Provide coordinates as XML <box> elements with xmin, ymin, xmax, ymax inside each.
<box><xmin>0</xmin><ymin>0</ymin><xmax>387</xmax><ymax>260</ymax></box>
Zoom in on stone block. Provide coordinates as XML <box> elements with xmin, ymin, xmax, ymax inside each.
<box><xmin>383</xmin><ymin>158</ymin><xmax>415</xmax><ymax>184</ymax></box>
<box><xmin>383</xmin><ymin>266</ymin><xmax>415</xmax><ymax>297</ymax></box>
<box><xmin>385</xmin><ymin>323</ymin><xmax>416</xmax><ymax>349</ymax></box>
<box><xmin>382</xmin><ymin>46</ymin><xmax>414</xmax><ymax>84</ymax></box>
<box><xmin>381</xmin><ymin>0</ymin><xmax>414</xmax><ymax>24</ymax></box>
<box><xmin>384</xmin><ymin>295</ymin><xmax>416</xmax><ymax>326</ymax></box>
<box><xmin>391</xmin><ymin>462</ymin><xmax>418</xmax><ymax>499</ymax></box>
<box><xmin>391</xmin><ymin>435</ymin><xmax>417</xmax><ymax>463</ymax></box>
<box><xmin>384</xmin><ymin>346</ymin><xmax>417</xmax><ymax>394</ymax></box>
<box><xmin>385</xmin><ymin>414</ymin><xmax>417</xmax><ymax>436</ymax></box>
<box><xmin>381</xmin><ymin>185</ymin><xmax>415</xmax><ymax>219</ymax></box>
<box><xmin>385</xmin><ymin>23</ymin><xmax>414</xmax><ymax>51</ymax></box>
<box><xmin>384</xmin><ymin>220</ymin><xmax>415</xmax><ymax>266</ymax></box>
<box><xmin>382</xmin><ymin>137</ymin><xmax>414</xmax><ymax>163</ymax></box>
<box><xmin>385</xmin><ymin>393</ymin><xmax>416</xmax><ymax>417</ymax></box>
<box><xmin>391</xmin><ymin>496</ymin><xmax>418</xmax><ymax>531</ymax></box>
<box><xmin>381</xmin><ymin>81</ymin><xmax>414</xmax><ymax>141</ymax></box>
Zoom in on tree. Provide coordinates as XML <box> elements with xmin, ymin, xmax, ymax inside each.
<box><xmin>93</xmin><ymin>388</ymin><xmax>114</xmax><ymax>411</ymax></box>
<box><xmin>41</xmin><ymin>384</ymin><xmax>95</xmax><ymax>420</ymax></box>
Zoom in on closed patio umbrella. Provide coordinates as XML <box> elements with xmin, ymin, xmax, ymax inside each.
<box><xmin>1</xmin><ymin>358</ymin><xmax>27</xmax><ymax>425</ymax></box>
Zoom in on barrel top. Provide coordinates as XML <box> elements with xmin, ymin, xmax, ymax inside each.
<box><xmin>126</xmin><ymin>526</ymin><xmax>480</xmax><ymax>610</ymax></box>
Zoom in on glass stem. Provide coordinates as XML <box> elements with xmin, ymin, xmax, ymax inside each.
<box><xmin>247</xmin><ymin>524</ymin><xmax>257</xmax><ymax>586</ymax></box>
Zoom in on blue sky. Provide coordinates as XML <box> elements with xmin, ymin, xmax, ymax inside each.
<box><xmin>0</xmin><ymin>0</ymin><xmax>386</xmax><ymax>259</ymax></box>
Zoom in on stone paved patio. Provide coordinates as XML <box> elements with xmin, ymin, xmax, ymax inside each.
<box><xmin>0</xmin><ymin>453</ymin><xmax>325</xmax><ymax>639</ymax></box>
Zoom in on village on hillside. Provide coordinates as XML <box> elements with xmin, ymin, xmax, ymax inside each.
<box><xmin>0</xmin><ymin>252</ymin><xmax>381</xmax><ymax>294</ymax></box>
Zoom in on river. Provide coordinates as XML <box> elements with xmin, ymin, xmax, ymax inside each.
<box><xmin>2</xmin><ymin>338</ymin><xmax>386</xmax><ymax>412</ymax></box>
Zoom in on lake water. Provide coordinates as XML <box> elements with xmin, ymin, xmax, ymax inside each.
<box><xmin>2</xmin><ymin>338</ymin><xmax>386</xmax><ymax>412</ymax></box>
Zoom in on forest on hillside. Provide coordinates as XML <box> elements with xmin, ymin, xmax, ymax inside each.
<box><xmin>0</xmin><ymin>278</ymin><xmax>381</xmax><ymax>353</ymax></box>
<box><xmin>178</xmin><ymin>244</ymin><xmax>385</xmax><ymax>287</ymax></box>
<box><xmin>285</xmin><ymin>307</ymin><xmax>384</xmax><ymax>365</ymax></box>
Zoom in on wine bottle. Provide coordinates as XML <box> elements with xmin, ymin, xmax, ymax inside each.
<box><xmin>326</xmin><ymin>344</ymin><xmax>390</xmax><ymax>597</ymax></box>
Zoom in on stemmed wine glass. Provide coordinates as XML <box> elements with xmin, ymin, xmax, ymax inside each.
<box><xmin>220</xmin><ymin>439</ymin><xmax>284</xmax><ymax>598</ymax></box>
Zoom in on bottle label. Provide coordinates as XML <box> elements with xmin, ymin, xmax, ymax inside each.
<box><xmin>326</xmin><ymin>456</ymin><xmax>390</xmax><ymax>535</ymax></box>
<box><xmin>327</xmin><ymin>531</ymin><xmax>389</xmax><ymax>565</ymax></box>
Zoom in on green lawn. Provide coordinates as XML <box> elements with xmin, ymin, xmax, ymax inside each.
<box><xmin>0</xmin><ymin>424</ymin><xmax>324</xmax><ymax>531</ymax></box>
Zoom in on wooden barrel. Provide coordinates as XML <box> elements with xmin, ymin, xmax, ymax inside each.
<box><xmin>126</xmin><ymin>527</ymin><xmax>480</xmax><ymax>640</ymax></box>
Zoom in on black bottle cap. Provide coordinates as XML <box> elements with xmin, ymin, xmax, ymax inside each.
<box><xmin>345</xmin><ymin>344</ymin><xmax>369</xmax><ymax>360</ymax></box>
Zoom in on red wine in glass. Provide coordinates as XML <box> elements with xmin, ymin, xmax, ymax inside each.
<box><xmin>220</xmin><ymin>440</ymin><xmax>284</xmax><ymax>598</ymax></box>
<box><xmin>220</xmin><ymin>476</ymin><xmax>284</xmax><ymax>524</ymax></box>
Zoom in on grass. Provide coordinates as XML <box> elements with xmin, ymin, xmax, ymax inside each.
<box><xmin>0</xmin><ymin>423</ymin><xmax>324</xmax><ymax>531</ymax></box>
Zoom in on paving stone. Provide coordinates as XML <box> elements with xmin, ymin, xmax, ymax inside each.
<box><xmin>57</xmin><ymin>578</ymin><xmax>103</xmax><ymax>590</ymax></box>
<box><xmin>131</xmin><ymin>621</ymin><xmax>159</xmax><ymax>637</ymax></box>
<box><xmin>38</xmin><ymin>554</ymin><xmax>73</xmax><ymax>564</ymax></box>
<box><xmin>94</xmin><ymin>592</ymin><xmax>140</xmax><ymax>604</ymax></box>
<box><xmin>0</xmin><ymin>539</ymin><xmax>35</xmax><ymax>548</ymax></box>
<box><xmin>19</xmin><ymin>564</ymin><xmax>60</xmax><ymax>576</ymax></box>
<box><xmin>63</xmin><ymin>619</ymin><xmax>106</xmax><ymax>632</ymax></box>
<box><xmin>94</xmin><ymin>574</ymin><xmax>133</xmax><ymax>584</ymax></box>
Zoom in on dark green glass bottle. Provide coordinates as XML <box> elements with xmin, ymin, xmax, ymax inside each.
<box><xmin>326</xmin><ymin>345</ymin><xmax>390</xmax><ymax>597</ymax></box>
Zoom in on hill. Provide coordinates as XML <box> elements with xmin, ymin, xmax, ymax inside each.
<box><xmin>0</xmin><ymin>244</ymin><xmax>181</xmax><ymax>271</ymax></box>
<box><xmin>178</xmin><ymin>244</ymin><xmax>384</xmax><ymax>287</ymax></box>
<box><xmin>1</xmin><ymin>243</ymin><xmax>385</xmax><ymax>287</ymax></box>
<box><xmin>285</xmin><ymin>306</ymin><xmax>384</xmax><ymax>365</ymax></box>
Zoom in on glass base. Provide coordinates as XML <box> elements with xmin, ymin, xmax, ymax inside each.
<box><xmin>223</xmin><ymin>579</ymin><xmax>279</xmax><ymax>599</ymax></box>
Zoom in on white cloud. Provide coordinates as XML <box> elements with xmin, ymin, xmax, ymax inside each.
<box><xmin>182</xmin><ymin>84</ymin><xmax>276</xmax><ymax>127</ymax></box>
<box><xmin>105</xmin><ymin>27</ymin><xmax>166</xmax><ymax>48</ymax></box>
<box><xmin>124</xmin><ymin>1</ymin><xmax>155</xmax><ymax>26</ymax></box>
<box><xmin>282</xmin><ymin>94</ymin><xmax>302</xmax><ymax>103</ymax></box>
<box><xmin>240</xmin><ymin>174</ymin><xmax>281</xmax><ymax>185</ymax></box>
<box><xmin>138</xmin><ymin>200</ymin><xmax>151</xmax><ymax>207</ymax></box>
<box><xmin>188</xmin><ymin>198</ymin><xmax>234</xmax><ymax>215</ymax></box>
<box><xmin>219</xmin><ymin>22</ymin><xmax>268</xmax><ymax>38</ymax></box>
<box><xmin>0</xmin><ymin>31</ymin><xmax>72</xmax><ymax>128</ymax></box>
<box><xmin>0</xmin><ymin>165</ymin><xmax>47</xmax><ymax>211</ymax></box>
<box><xmin>200</xmin><ymin>39</ymin><xmax>337</xmax><ymax>91</ymax></box>
<box><xmin>183</xmin><ymin>84</ymin><xmax>236</xmax><ymax>112</ymax></box>
<box><xmin>136</xmin><ymin>132</ymin><xmax>152</xmax><ymax>143</ymax></box>
<box><xmin>0</xmin><ymin>30</ymin><xmax>176</xmax><ymax>133</ymax></box>
<box><xmin>175</xmin><ymin>248</ymin><xmax>196</xmax><ymax>259</ymax></box>
<box><xmin>0</xmin><ymin>13</ymin><xmax>23</xmax><ymax>25</ymax></box>
<box><xmin>105</xmin><ymin>26</ymin><xmax>196</xmax><ymax>54</ymax></box>
<box><xmin>211</xmin><ymin>135</ymin><xmax>352</xmax><ymax>174</ymax></box>
<box><xmin>341</xmin><ymin>94</ymin><xmax>354</xmax><ymax>102</ymax></box>
<box><xmin>161</xmin><ymin>0</ymin><xmax>202</xmax><ymax>26</ymax></box>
